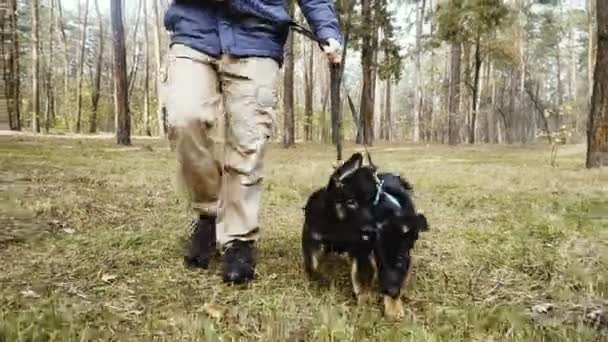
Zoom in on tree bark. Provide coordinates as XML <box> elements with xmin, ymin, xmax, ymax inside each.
<box><xmin>90</xmin><ymin>0</ymin><xmax>104</xmax><ymax>133</ymax></box>
<box><xmin>586</xmin><ymin>0</ymin><xmax>608</xmax><ymax>168</ymax></box>
<box><xmin>448</xmin><ymin>41</ymin><xmax>462</xmax><ymax>145</ymax></box>
<box><xmin>153</xmin><ymin>0</ymin><xmax>166</xmax><ymax>136</ymax></box>
<box><xmin>75</xmin><ymin>0</ymin><xmax>91</xmax><ymax>133</ymax></box>
<box><xmin>282</xmin><ymin>2</ymin><xmax>295</xmax><ymax>147</ymax></box>
<box><xmin>112</xmin><ymin>0</ymin><xmax>131</xmax><ymax>145</ymax></box>
<box><xmin>31</xmin><ymin>0</ymin><xmax>41</xmax><ymax>133</ymax></box>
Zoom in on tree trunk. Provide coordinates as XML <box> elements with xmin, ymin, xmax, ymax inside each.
<box><xmin>448</xmin><ymin>41</ymin><xmax>461</xmax><ymax>145</ymax></box>
<box><xmin>45</xmin><ymin>0</ymin><xmax>55</xmax><ymax>133</ymax></box>
<box><xmin>90</xmin><ymin>0</ymin><xmax>104</xmax><ymax>133</ymax></box>
<box><xmin>9</xmin><ymin>0</ymin><xmax>20</xmax><ymax>130</ymax></box>
<box><xmin>128</xmin><ymin>0</ymin><xmax>143</xmax><ymax>97</ymax></box>
<box><xmin>555</xmin><ymin>42</ymin><xmax>563</xmax><ymax>132</ymax></box>
<box><xmin>413</xmin><ymin>0</ymin><xmax>426</xmax><ymax>143</ymax></box>
<box><xmin>304</xmin><ymin>41</ymin><xmax>314</xmax><ymax>141</ymax></box>
<box><xmin>358</xmin><ymin>0</ymin><xmax>374</xmax><ymax>145</ymax></box>
<box><xmin>470</xmin><ymin>35</ymin><xmax>482</xmax><ymax>144</ymax></box>
<box><xmin>385</xmin><ymin>78</ymin><xmax>392</xmax><ymax>141</ymax></box>
<box><xmin>588</xmin><ymin>0</ymin><xmax>596</xmax><ymax>106</ymax></box>
<box><xmin>57</xmin><ymin>0</ymin><xmax>70</xmax><ymax>128</ymax></box>
<box><xmin>586</xmin><ymin>0</ymin><xmax>608</xmax><ymax>168</ymax></box>
<box><xmin>31</xmin><ymin>0</ymin><xmax>41</xmax><ymax>133</ymax></box>
<box><xmin>112</xmin><ymin>0</ymin><xmax>131</xmax><ymax>145</ymax></box>
<box><xmin>75</xmin><ymin>0</ymin><xmax>91</xmax><ymax>133</ymax></box>
<box><xmin>282</xmin><ymin>2</ymin><xmax>295</xmax><ymax>147</ymax></box>
<box><xmin>143</xmin><ymin>0</ymin><xmax>151</xmax><ymax>136</ymax></box>
<box><xmin>153</xmin><ymin>0</ymin><xmax>166</xmax><ymax>137</ymax></box>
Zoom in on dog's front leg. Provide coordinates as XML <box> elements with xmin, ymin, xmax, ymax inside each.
<box><xmin>383</xmin><ymin>295</ymin><xmax>405</xmax><ymax>321</ymax></box>
<box><xmin>302</xmin><ymin>236</ymin><xmax>328</xmax><ymax>286</ymax></box>
<box><xmin>351</xmin><ymin>254</ymin><xmax>375</xmax><ymax>305</ymax></box>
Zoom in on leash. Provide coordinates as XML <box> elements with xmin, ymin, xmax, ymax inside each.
<box><xmin>288</xmin><ymin>22</ymin><xmax>343</xmax><ymax>163</ymax></box>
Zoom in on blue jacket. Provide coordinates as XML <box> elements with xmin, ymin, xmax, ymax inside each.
<box><xmin>164</xmin><ymin>0</ymin><xmax>341</xmax><ymax>64</ymax></box>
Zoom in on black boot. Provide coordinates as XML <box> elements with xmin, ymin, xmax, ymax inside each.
<box><xmin>222</xmin><ymin>240</ymin><xmax>256</xmax><ymax>284</ymax></box>
<box><xmin>184</xmin><ymin>215</ymin><xmax>217</xmax><ymax>269</ymax></box>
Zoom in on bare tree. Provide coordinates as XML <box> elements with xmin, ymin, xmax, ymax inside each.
<box><xmin>304</xmin><ymin>41</ymin><xmax>314</xmax><ymax>141</ymax></box>
<box><xmin>76</xmin><ymin>0</ymin><xmax>91</xmax><ymax>133</ymax></box>
<box><xmin>90</xmin><ymin>0</ymin><xmax>105</xmax><ymax>133</ymax></box>
<box><xmin>358</xmin><ymin>0</ymin><xmax>374</xmax><ymax>145</ymax></box>
<box><xmin>31</xmin><ymin>0</ymin><xmax>40</xmax><ymax>133</ymax></box>
<box><xmin>153</xmin><ymin>0</ymin><xmax>166</xmax><ymax>136</ymax></box>
<box><xmin>9</xmin><ymin>0</ymin><xmax>20</xmax><ymax>130</ymax></box>
<box><xmin>56</xmin><ymin>0</ymin><xmax>70</xmax><ymax>125</ymax></box>
<box><xmin>127</xmin><ymin>0</ymin><xmax>143</xmax><ymax>96</ymax></box>
<box><xmin>112</xmin><ymin>0</ymin><xmax>131</xmax><ymax>145</ymax></box>
<box><xmin>44</xmin><ymin>0</ymin><xmax>56</xmax><ymax>133</ymax></box>
<box><xmin>448</xmin><ymin>41</ymin><xmax>461</xmax><ymax>145</ymax></box>
<box><xmin>586</xmin><ymin>0</ymin><xmax>608</xmax><ymax>168</ymax></box>
<box><xmin>413</xmin><ymin>0</ymin><xmax>426</xmax><ymax>143</ymax></box>
<box><xmin>143</xmin><ymin>0</ymin><xmax>152</xmax><ymax>136</ymax></box>
<box><xmin>283</xmin><ymin>1</ymin><xmax>295</xmax><ymax>147</ymax></box>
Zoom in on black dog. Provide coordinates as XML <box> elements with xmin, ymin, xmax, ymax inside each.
<box><xmin>302</xmin><ymin>152</ymin><xmax>428</xmax><ymax>320</ymax></box>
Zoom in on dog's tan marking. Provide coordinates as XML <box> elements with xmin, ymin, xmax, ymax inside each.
<box><xmin>370</xmin><ymin>254</ymin><xmax>378</xmax><ymax>283</ymax></box>
<box><xmin>310</xmin><ymin>249</ymin><xmax>322</xmax><ymax>272</ymax></box>
<box><xmin>351</xmin><ymin>259</ymin><xmax>372</xmax><ymax>305</ymax></box>
<box><xmin>383</xmin><ymin>295</ymin><xmax>404</xmax><ymax>321</ymax></box>
<box><xmin>351</xmin><ymin>260</ymin><xmax>362</xmax><ymax>296</ymax></box>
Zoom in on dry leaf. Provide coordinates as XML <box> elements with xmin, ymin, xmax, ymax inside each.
<box><xmin>203</xmin><ymin>303</ymin><xmax>225</xmax><ymax>320</ymax></box>
<box><xmin>101</xmin><ymin>274</ymin><xmax>117</xmax><ymax>283</ymax></box>
<box><xmin>21</xmin><ymin>289</ymin><xmax>40</xmax><ymax>298</ymax></box>
<box><xmin>532</xmin><ymin>303</ymin><xmax>554</xmax><ymax>315</ymax></box>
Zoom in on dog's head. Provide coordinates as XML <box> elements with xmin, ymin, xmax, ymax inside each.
<box><xmin>375</xmin><ymin>213</ymin><xmax>428</xmax><ymax>298</ymax></box>
<box><xmin>326</xmin><ymin>153</ymin><xmax>378</xmax><ymax>222</ymax></box>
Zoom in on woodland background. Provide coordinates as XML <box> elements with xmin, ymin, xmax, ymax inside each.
<box><xmin>1</xmin><ymin>0</ymin><xmax>606</xmax><ymax>166</ymax></box>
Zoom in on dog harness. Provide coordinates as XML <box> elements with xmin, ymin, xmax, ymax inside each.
<box><xmin>373</xmin><ymin>173</ymin><xmax>402</xmax><ymax>209</ymax></box>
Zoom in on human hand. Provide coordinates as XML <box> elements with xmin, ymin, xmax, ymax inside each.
<box><xmin>322</xmin><ymin>38</ymin><xmax>342</xmax><ymax>65</ymax></box>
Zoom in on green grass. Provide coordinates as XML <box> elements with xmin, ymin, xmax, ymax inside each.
<box><xmin>1</xmin><ymin>135</ymin><xmax>607</xmax><ymax>341</ymax></box>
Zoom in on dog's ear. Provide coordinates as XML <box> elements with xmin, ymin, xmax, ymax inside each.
<box><xmin>332</xmin><ymin>152</ymin><xmax>363</xmax><ymax>182</ymax></box>
<box><xmin>413</xmin><ymin>213</ymin><xmax>429</xmax><ymax>232</ymax></box>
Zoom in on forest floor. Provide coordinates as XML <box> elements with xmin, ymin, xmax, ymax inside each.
<box><xmin>1</xmin><ymin>135</ymin><xmax>607</xmax><ymax>341</ymax></box>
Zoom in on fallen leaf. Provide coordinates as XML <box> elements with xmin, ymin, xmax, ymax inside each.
<box><xmin>21</xmin><ymin>289</ymin><xmax>40</xmax><ymax>298</ymax></box>
<box><xmin>532</xmin><ymin>303</ymin><xmax>554</xmax><ymax>315</ymax></box>
<box><xmin>203</xmin><ymin>303</ymin><xmax>225</xmax><ymax>320</ymax></box>
<box><xmin>101</xmin><ymin>274</ymin><xmax>117</xmax><ymax>283</ymax></box>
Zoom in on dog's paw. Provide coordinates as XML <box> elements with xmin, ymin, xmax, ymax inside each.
<box><xmin>184</xmin><ymin>255</ymin><xmax>209</xmax><ymax>269</ymax></box>
<box><xmin>356</xmin><ymin>291</ymin><xmax>373</xmax><ymax>306</ymax></box>
<box><xmin>383</xmin><ymin>296</ymin><xmax>405</xmax><ymax>321</ymax></box>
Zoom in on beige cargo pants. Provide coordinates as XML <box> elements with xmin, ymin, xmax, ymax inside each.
<box><xmin>164</xmin><ymin>44</ymin><xmax>279</xmax><ymax>248</ymax></box>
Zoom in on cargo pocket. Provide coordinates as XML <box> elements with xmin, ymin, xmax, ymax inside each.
<box><xmin>255</xmin><ymin>84</ymin><xmax>276</xmax><ymax>140</ymax></box>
